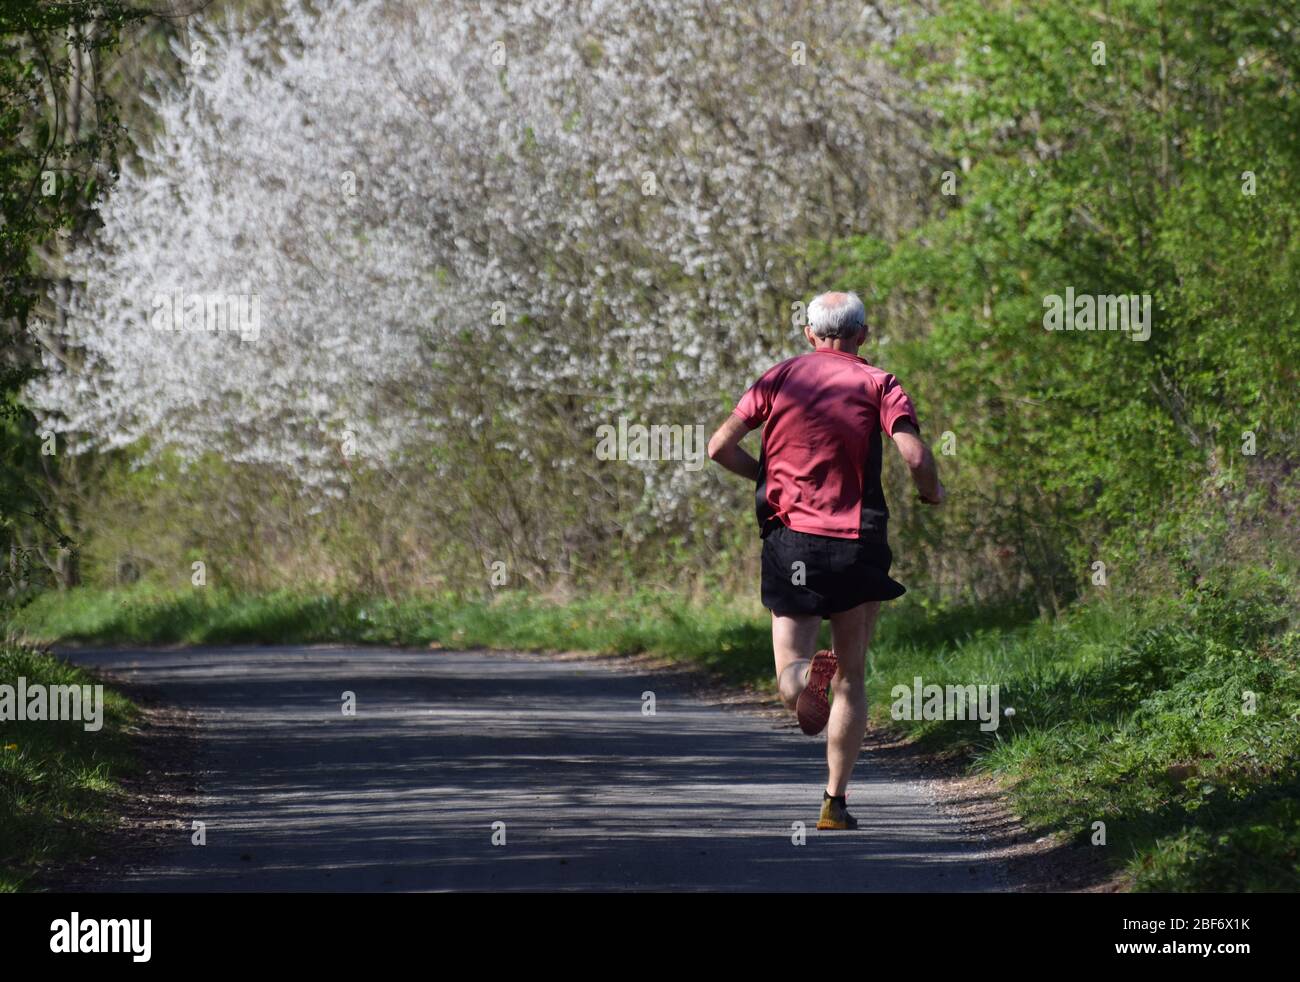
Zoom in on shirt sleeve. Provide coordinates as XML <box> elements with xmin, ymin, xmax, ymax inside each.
<box><xmin>879</xmin><ymin>374</ymin><xmax>920</xmax><ymax>436</ymax></box>
<box><xmin>731</xmin><ymin>363</ymin><xmax>783</xmax><ymax>429</ymax></box>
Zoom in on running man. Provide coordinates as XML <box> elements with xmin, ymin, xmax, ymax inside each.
<box><xmin>706</xmin><ymin>291</ymin><xmax>944</xmax><ymax>830</ymax></box>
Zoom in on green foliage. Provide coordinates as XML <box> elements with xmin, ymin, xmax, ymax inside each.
<box><xmin>0</xmin><ymin>642</ymin><xmax>137</xmax><ymax>890</ymax></box>
<box><xmin>866</xmin><ymin>566</ymin><xmax>1299</xmax><ymax>892</ymax></box>
<box><xmin>1</xmin><ymin>1</ymin><xmax>145</xmax><ymax>601</ymax></box>
<box><xmin>841</xmin><ymin>0</ymin><xmax>1300</xmax><ymax>609</ymax></box>
<box><xmin>1</xmin><ymin>2</ymin><xmax>138</xmax><ymax>324</ymax></box>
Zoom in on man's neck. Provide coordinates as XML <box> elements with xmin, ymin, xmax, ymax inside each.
<box><xmin>813</xmin><ymin>340</ymin><xmax>861</xmax><ymax>356</ymax></box>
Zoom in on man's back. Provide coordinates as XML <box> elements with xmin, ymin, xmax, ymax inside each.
<box><xmin>732</xmin><ymin>348</ymin><xmax>918</xmax><ymax>542</ymax></box>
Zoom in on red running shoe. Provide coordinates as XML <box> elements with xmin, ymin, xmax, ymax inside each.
<box><xmin>796</xmin><ymin>648</ymin><xmax>837</xmax><ymax>735</ymax></box>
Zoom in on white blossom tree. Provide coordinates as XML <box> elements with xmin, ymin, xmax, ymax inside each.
<box><xmin>29</xmin><ymin>0</ymin><xmax>932</xmax><ymax>580</ymax></box>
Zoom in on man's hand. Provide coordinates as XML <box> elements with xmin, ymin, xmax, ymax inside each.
<box><xmin>918</xmin><ymin>483</ymin><xmax>946</xmax><ymax>506</ymax></box>
<box><xmin>707</xmin><ymin>413</ymin><xmax>761</xmax><ymax>482</ymax></box>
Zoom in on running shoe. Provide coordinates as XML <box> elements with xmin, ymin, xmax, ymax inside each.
<box><xmin>817</xmin><ymin>793</ymin><xmax>859</xmax><ymax>830</ymax></box>
<box><xmin>796</xmin><ymin>648</ymin><xmax>837</xmax><ymax>735</ymax></box>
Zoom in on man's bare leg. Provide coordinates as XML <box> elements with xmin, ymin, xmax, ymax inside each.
<box><xmin>825</xmin><ymin>601</ymin><xmax>881</xmax><ymax>797</ymax></box>
<box><xmin>771</xmin><ymin>612</ymin><xmax>821</xmax><ymax>711</ymax></box>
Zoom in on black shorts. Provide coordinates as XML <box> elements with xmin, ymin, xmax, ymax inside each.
<box><xmin>760</xmin><ymin>522</ymin><xmax>906</xmax><ymax>617</ymax></box>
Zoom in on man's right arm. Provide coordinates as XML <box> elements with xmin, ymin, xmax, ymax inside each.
<box><xmin>707</xmin><ymin>412</ymin><xmax>761</xmax><ymax>482</ymax></box>
<box><xmin>889</xmin><ymin>418</ymin><xmax>944</xmax><ymax>505</ymax></box>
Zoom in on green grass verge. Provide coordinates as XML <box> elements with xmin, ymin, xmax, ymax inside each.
<box><xmin>7</xmin><ymin>568</ymin><xmax>1298</xmax><ymax>892</ymax></box>
<box><xmin>0</xmin><ymin>642</ymin><xmax>139</xmax><ymax>891</ymax></box>
<box><xmin>869</xmin><ymin>576</ymin><xmax>1300</xmax><ymax>893</ymax></box>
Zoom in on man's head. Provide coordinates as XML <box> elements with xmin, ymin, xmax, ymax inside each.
<box><xmin>805</xmin><ymin>291</ymin><xmax>867</xmax><ymax>351</ymax></box>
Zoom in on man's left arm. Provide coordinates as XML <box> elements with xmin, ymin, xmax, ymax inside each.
<box><xmin>707</xmin><ymin>413</ymin><xmax>760</xmax><ymax>482</ymax></box>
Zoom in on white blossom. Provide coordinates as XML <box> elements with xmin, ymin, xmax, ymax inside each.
<box><xmin>30</xmin><ymin>0</ymin><xmax>928</xmax><ymax>519</ymax></box>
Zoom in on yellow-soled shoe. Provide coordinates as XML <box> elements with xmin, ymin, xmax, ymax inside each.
<box><xmin>816</xmin><ymin>794</ymin><xmax>859</xmax><ymax>830</ymax></box>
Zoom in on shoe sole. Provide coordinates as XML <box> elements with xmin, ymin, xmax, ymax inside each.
<box><xmin>816</xmin><ymin>818</ymin><xmax>856</xmax><ymax>830</ymax></box>
<box><xmin>796</xmin><ymin>649</ymin><xmax>838</xmax><ymax>736</ymax></box>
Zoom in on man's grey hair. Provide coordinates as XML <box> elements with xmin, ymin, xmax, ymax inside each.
<box><xmin>807</xmin><ymin>291</ymin><xmax>867</xmax><ymax>340</ymax></box>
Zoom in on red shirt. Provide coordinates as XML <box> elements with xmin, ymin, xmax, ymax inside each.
<box><xmin>732</xmin><ymin>348</ymin><xmax>919</xmax><ymax>541</ymax></box>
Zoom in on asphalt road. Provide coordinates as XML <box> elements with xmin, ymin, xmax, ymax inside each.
<box><xmin>59</xmin><ymin>645</ymin><xmax>1005</xmax><ymax>892</ymax></box>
